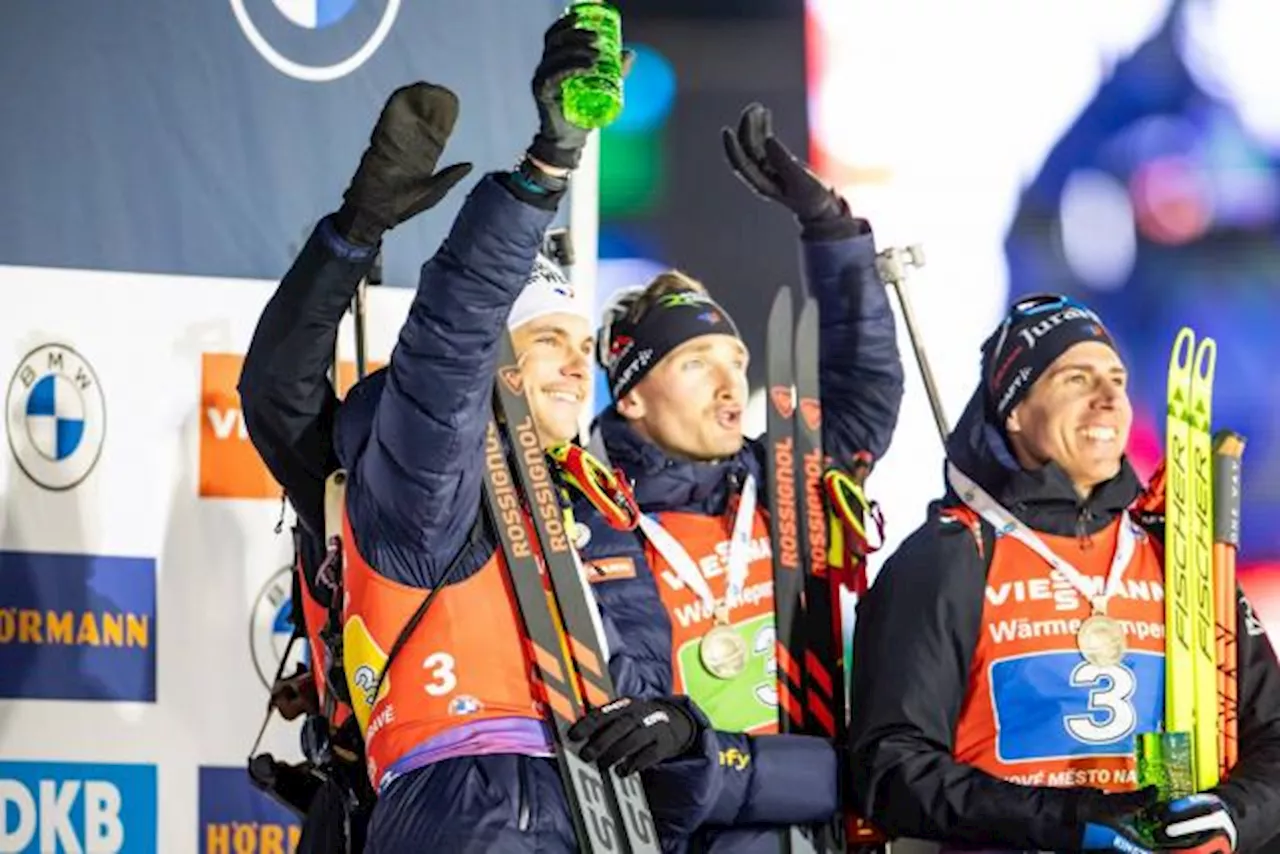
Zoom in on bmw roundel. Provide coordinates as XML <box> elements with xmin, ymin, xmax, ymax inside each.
<box><xmin>230</xmin><ymin>0</ymin><xmax>402</xmax><ymax>82</ymax></box>
<box><xmin>6</xmin><ymin>343</ymin><xmax>106</xmax><ymax>491</ymax></box>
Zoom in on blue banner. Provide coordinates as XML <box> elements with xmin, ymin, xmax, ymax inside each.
<box><xmin>0</xmin><ymin>0</ymin><xmax>559</xmax><ymax>287</ymax></box>
<box><xmin>0</xmin><ymin>550</ymin><xmax>156</xmax><ymax>701</ymax></box>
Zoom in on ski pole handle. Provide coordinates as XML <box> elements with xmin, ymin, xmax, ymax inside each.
<box><xmin>876</xmin><ymin>245</ymin><xmax>949</xmax><ymax>444</ymax></box>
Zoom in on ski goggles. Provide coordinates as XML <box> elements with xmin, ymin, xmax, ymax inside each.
<box><xmin>547</xmin><ymin>442</ymin><xmax>641</xmax><ymax>532</ymax></box>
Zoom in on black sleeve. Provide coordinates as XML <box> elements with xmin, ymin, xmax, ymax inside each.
<box><xmin>848</xmin><ymin>512</ymin><xmax>1094</xmax><ymax>850</ymax></box>
<box><xmin>1211</xmin><ymin>590</ymin><xmax>1280</xmax><ymax>852</ymax></box>
<box><xmin>238</xmin><ymin>216</ymin><xmax>374</xmax><ymax>538</ymax></box>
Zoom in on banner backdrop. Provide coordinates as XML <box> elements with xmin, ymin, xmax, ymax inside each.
<box><xmin>0</xmin><ymin>0</ymin><xmax>561</xmax><ymax>288</ymax></box>
<box><xmin>0</xmin><ymin>265</ymin><xmax>413</xmax><ymax>853</ymax></box>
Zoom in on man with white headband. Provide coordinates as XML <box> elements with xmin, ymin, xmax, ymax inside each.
<box><xmin>242</xmin><ymin>16</ymin><xmax>723</xmax><ymax>851</ymax></box>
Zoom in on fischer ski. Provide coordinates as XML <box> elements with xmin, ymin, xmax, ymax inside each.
<box><xmin>480</xmin><ymin>333</ymin><xmax>660</xmax><ymax>854</ymax></box>
<box><xmin>1164</xmin><ymin>327</ymin><xmax>1219</xmax><ymax>790</ymax></box>
<box><xmin>1186</xmin><ymin>333</ymin><xmax>1217</xmax><ymax>790</ymax></box>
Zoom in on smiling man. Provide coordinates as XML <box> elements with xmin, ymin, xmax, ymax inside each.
<box><xmin>848</xmin><ymin>294</ymin><xmax>1280</xmax><ymax>854</ymax></box>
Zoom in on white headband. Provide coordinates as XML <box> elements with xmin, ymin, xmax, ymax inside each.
<box><xmin>507</xmin><ymin>254</ymin><xmax>592</xmax><ymax>332</ymax></box>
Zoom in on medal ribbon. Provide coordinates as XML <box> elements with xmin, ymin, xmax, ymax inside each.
<box><xmin>946</xmin><ymin>463</ymin><xmax>1137</xmax><ymax>615</ymax></box>
<box><xmin>636</xmin><ymin>475</ymin><xmax>757</xmax><ymax>619</ymax></box>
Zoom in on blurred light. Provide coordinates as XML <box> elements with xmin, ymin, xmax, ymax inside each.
<box><xmin>614</xmin><ymin>44</ymin><xmax>677</xmax><ymax>134</ymax></box>
<box><xmin>1125</xmin><ymin>408</ymin><xmax>1162</xmax><ymax>484</ymax></box>
<box><xmin>1203</xmin><ymin>113</ymin><xmax>1280</xmax><ymax>227</ymax></box>
<box><xmin>598</xmin><ymin>225</ymin><xmax>660</xmax><ymax>260</ymax></box>
<box><xmin>1178</xmin><ymin>0</ymin><xmax>1280</xmax><ymax>151</ymax></box>
<box><xmin>594</xmin><ymin>256</ymin><xmax>669</xmax><ymax>314</ymax></box>
<box><xmin>1058</xmin><ymin>168</ymin><xmax>1136</xmax><ymax>291</ymax></box>
<box><xmin>600</xmin><ymin>127</ymin><xmax>665</xmax><ymax>217</ymax></box>
<box><xmin>1130</xmin><ymin>154</ymin><xmax>1213</xmax><ymax>244</ymax></box>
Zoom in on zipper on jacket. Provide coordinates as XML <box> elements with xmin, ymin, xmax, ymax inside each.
<box><xmin>1076</xmin><ymin>504</ymin><xmax>1095</xmax><ymax>550</ymax></box>
<box><xmin>517</xmin><ymin>756</ymin><xmax>532</xmax><ymax>831</ymax></box>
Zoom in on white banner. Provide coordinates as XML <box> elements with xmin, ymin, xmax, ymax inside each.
<box><xmin>0</xmin><ymin>264</ymin><xmax>412</xmax><ymax>854</ymax></box>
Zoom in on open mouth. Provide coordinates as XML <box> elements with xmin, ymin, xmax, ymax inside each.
<box><xmin>1080</xmin><ymin>425</ymin><xmax>1118</xmax><ymax>443</ymax></box>
<box><xmin>715</xmin><ymin>407</ymin><xmax>742</xmax><ymax>430</ymax></box>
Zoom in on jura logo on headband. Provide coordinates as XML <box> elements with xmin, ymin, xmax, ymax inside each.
<box><xmin>1016</xmin><ymin>306</ymin><xmax>1101</xmax><ymax>350</ymax></box>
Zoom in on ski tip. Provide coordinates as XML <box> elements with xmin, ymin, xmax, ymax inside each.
<box><xmin>1193</xmin><ymin>336</ymin><xmax>1217</xmax><ymax>382</ymax></box>
<box><xmin>1170</xmin><ymin>327</ymin><xmax>1196</xmax><ymax>371</ymax></box>
<box><xmin>768</xmin><ymin>287</ymin><xmax>794</xmax><ymax>323</ymax></box>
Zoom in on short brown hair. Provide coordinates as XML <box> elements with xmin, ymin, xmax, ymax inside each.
<box><xmin>622</xmin><ymin>270</ymin><xmax>708</xmax><ymax>326</ymax></box>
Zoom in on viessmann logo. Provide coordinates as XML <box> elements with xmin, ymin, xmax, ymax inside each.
<box><xmin>199</xmin><ymin>353</ymin><xmax>380</xmax><ymax>499</ymax></box>
<box><xmin>230</xmin><ymin>0</ymin><xmax>402</xmax><ymax>82</ymax></box>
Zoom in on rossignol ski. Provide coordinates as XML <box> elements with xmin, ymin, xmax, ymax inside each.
<box><xmin>480</xmin><ymin>333</ymin><xmax>660</xmax><ymax>854</ymax></box>
<box><xmin>768</xmin><ymin>286</ymin><xmax>882</xmax><ymax>853</ymax></box>
<box><xmin>764</xmin><ymin>287</ymin><xmax>822</xmax><ymax>854</ymax></box>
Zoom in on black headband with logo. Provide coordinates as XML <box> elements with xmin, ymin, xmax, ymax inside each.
<box><xmin>599</xmin><ymin>290</ymin><xmax>741</xmax><ymax>400</ymax></box>
<box><xmin>981</xmin><ymin>293</ymin><xmax>1117</xmax><ymax>421</ymax></box>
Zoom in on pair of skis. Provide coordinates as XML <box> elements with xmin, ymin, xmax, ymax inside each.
<box><xmin>479</xmin><ymin>333</ymin><xmax>660</xmax><ymax>854</ymax></box>
<box><xmin>1163</xmin><ymin>328</ymin><xmax>1243</xmax><ymax>790</ymax></box>
<box><xmin>766</xmin><ymin>287</ymin><xmax>884</xmax><ymax>854</ymax></box>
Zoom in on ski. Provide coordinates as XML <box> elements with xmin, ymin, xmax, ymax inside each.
<box><xmin>1187</xmin><ymin>335</ymin><xmax>1217</xmax><ymax>790</ymax></box>
<box><xmin>1164</xmin><ymin>327</ymin><xmax>1220</xmax><ymax>790</ymax></box>
<box><xmin>1165</xmin><ymin>329</ymin><xmax>1195</xmax><ymax>751</ymax></box>
<box><xmin>481</xmin><ymin>332</ymin><xmax>660</xmax><ymax>854</ymax></box>
<box><xmin>766</xmin><ymin>287</ymin><xmax>807</xmax><ymax>737</ymax></box>
<box><xmin>764</xmin><ymin>287</ymin><xmax>821</xmax><ymax>854</ymax></box>
<box><xmin>793</xmin><ymin>297</ymin><xmax>848</xmax><ymax>853</ymax></box>
<box><xmin>1212</xmin><ymin>430</ymin><xmax>1245</xmax><ymax>779</ymax></box>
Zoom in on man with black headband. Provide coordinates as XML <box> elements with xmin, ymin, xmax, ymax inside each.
<box><xmin>565</xmin><ymin>103</ymin><xmax>905</xmax><ymax>851</ymax></box>
<box><xmin>848</xmin><ymin>295</ymin><xmax>1280</xmax><ymax>852</ymax></box>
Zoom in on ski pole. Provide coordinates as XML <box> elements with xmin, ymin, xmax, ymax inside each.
<box><xmin>1212</xmin><ymin>430</ymin><xmax>1245</xmax><ymax>778</ymax></box>
<box><xmin>876</xmin><ymin>245</ymin><xmax>949</xmax><ymax>444</ymax></box>
<box><xmin>353</xmin><ymin>250</ymin><xmax>379</xmax><ymax>382</ymax></box>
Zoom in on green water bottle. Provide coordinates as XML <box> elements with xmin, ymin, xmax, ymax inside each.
<box><xmin>1134</xmin><ymin>731</ymin><xmax>1195</xmax><ymax>843</ymax></box>
<box><xmin>560</xmin><ymin>1</ymin><xmax>624</xmax><ymax>130</ymax></box>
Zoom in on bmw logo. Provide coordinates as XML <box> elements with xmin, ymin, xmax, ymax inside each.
<box><xmin>230</xmin><ymin>0</ymin><xmax>402</xmax><ymax>82</ymax></box>
<box><xmin>250</xmin><ymin>565</ymin><xmax>308</xmax><ymax>690</ymax></box>
<box><xmin>6</xmin><ymin>344</ymin><xmax>106</xmax><ymax>491</ymax></box>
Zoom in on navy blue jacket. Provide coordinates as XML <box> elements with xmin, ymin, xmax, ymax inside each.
<box><xmin>848</xmin><ymin>388</ymin><xmax>1280</xmax><ymax>851</ymax></box>
<box><xmin>576</xmin><ymin>222</ymin><xmax>905</xmax><ymax>833</ymax></box>
<box><xmin>324</xmin><ymin>174</ymin><xmax>724</xmax><ymax>844</ymax></box>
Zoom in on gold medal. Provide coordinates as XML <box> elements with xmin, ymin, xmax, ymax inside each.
<box><xmin>700</xmin><ymin>623</ymin><xmax>747</xmax><ymax>679</ymax></box>
<box><xmin>1077</xmin><ymin>612</ymin><xmax>1127</xmax><ymax>667</ymax></box>
<box><xmin>700</xmin><ymin>604</ymin><xmax>747</xmax><ymax>679</ymax></box>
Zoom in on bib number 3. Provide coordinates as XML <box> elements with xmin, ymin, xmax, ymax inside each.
<box><xmin>1064</xmin><ymin>662</ymin><xmax>1137</xmax><ymax>744</ymax></box>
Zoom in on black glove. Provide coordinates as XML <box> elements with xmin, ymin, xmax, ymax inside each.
<box><xmin>336</xmin><ymin>82</ymin><xmax>474</xmax><ymax>246</ymax></box>
<box><xmin>568</xmin><ymin>696</ymin><xmax>702</xmax><ymax>777</ymax></box>
<box><xmin>1077</xmin><ymin>786</ymin><xmax>1160</xmax><ymax>851</ymax></box>
<box><xmin>722</xmin><ymin>102</ymin><xmax>846</xmax><ymax>226</ymax></box>
<box><xmin>527</xmin><ymin>12</ymin><xmax>603</xmax><ymax>171</ymax></box>
<box><xmin>1149</xmin><ymin>794</ymin><xmax>1237</xmax><ymax>853</ymax></box>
